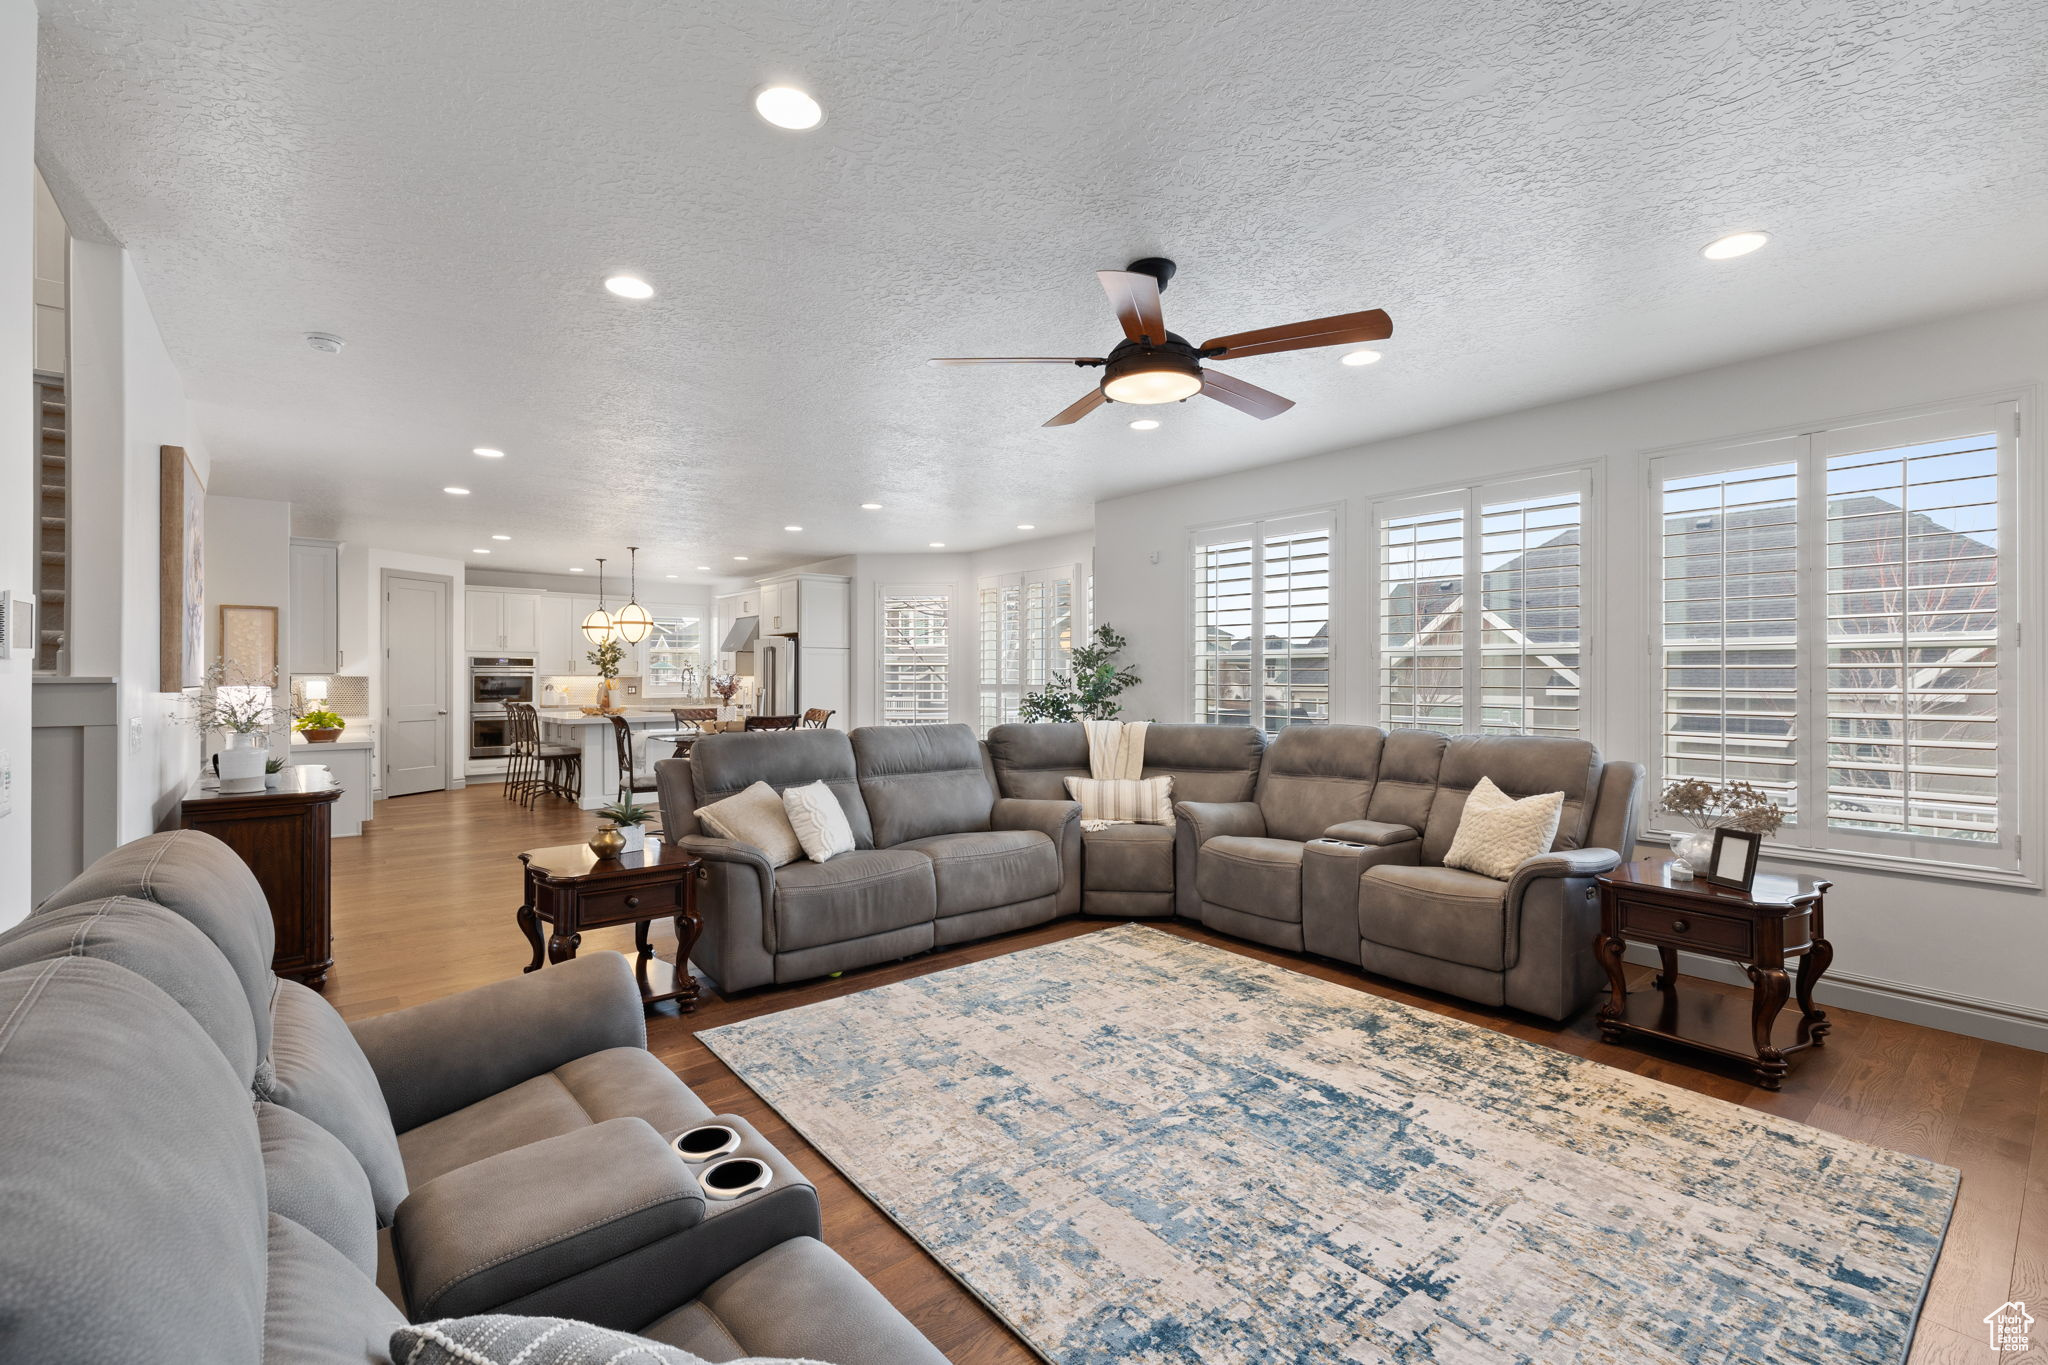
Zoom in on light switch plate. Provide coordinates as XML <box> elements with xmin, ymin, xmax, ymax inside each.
<box><xmin>0</xmin><ymin>749</ymin><xmax>12</xmax><ymax>819</ymax></box>
<box><xmin>0</xmin><ymin>589</ymin><xmax>11</xmax><ymax>659</ymax></box>
<box><xmin>129</xmin><ymin>717</ymin><xmax>144</xmax><ymax>753</ymax></box>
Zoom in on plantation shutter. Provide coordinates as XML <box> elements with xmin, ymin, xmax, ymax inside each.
<box><xmin>978</xmin><ymin>564</ymin><xmax>1081</xmax><ymax>733</ymax></box>
<box><xmin>879</xmin><ymin>590</ymin><xmax>949</xmax><ymax>724</ymax></box>
<box><xmin>1191</xmin><ymin>511</ymin><xmax>1335</xmax><ymax>733</ymax></box>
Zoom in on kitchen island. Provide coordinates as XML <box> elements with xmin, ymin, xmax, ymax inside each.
<box><xmin>533</xmin><ymin>708</ymin><xmax>710</xmax><ymax>809</ymax></box>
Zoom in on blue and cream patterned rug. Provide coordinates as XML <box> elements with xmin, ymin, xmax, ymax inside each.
<box><xmin>700</xmin><ymin>925</ymin><xmax>1957</xmax><ymax>1364</ymax></box>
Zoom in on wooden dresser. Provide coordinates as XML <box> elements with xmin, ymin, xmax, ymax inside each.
<box><xmin>180</xmin><ymin>769</ymin><xmax>341</xmax><ymax>989</ymax></box>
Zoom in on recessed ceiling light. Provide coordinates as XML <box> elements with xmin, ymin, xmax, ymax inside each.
<box><xmin>784</xmin><ymin>525</ymin><xmax>803</xmax><ymax>532</ymax></box>
<box><xmin>604</xmin><ymin>274</ymin><xmax>655</xmax><ymax>299</ymax></box>
<box><xmin>1701</xmin><ymin>230</ymin><xmax>1770</xmax><ymax>260</ymax></box>
<box><xmin>491</xmin><ymin>534</ymin><xmax>511</xmax><ymax>540</ymax></box>
<box><xmin>733</xmin><ymin>556</ymin><xmax>749</xmax><ymax>561</ymax></box>
<box><xmin>860</xmin><ymin>502</ymin><xmax>882</xmax><ymax>509</ymax></box>
<box><xmin>471</xmin><ymin>548</ymin><xmax>490</xmax><ymax>555</ymax></box>
<box><xmin>665</xmin><ymin>573</ymin><xmax>678</xmax><ymax>579</ymax></box>
<box><xmin>1340</xmin><ymin>349</ymin><xmax>1382</xmax><ymax>366</ymax></box>
<box><xmin>443</xmin><ymin>487</ymin><xmax>469</xmax><ymax>495</ymax></box>
<box><xmin>570</xmin><ymin>566</ymin><xmax>585</xmax><ymax>572</ymax></box>
<box><xmin>1016</xmin><ymin>524</ymin><xmax>1035</xmax><ymax>531</ymax></box>
<box><xmin>928</xmin><ymin>541</ymin><xmax>946</xmax><ymax>548</ymax></box>
<box><xmin>754</xmin><ymin>85</ymin><xmax>824</xmax><ymax>131</ymax></box>
<box><xmin>1129</xmin><ymin>419</ymin><xmax>1160</xmax><ymax>431</ymax></box>
<box><xmin>696</xmin><ymin>565</ymin><xmax>711</xmax><ymax>571</ymax></box>
<box><xmin>473</xmin><ymin>447</ymin><xmax>505</xmax><ymax>458</ymax></box>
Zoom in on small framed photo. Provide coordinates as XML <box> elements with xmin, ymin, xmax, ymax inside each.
<box><xmin>1704</xmin><ymin>827</ymin><xmax>1762</xmax><ymax>891</ymax></box>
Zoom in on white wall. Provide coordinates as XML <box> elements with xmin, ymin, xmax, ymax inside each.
<box><xmin>0</xmin><ymin>0</ymin><xmax>36</xmax><ymax>920</ymax></box>
<box><xmin>1095</xmin><ymin>294</ymin><xmax>2048</xmax><ymax>1045</ymax></box>
<box><xmin>337</xmin><ymin>543</ymin><xmax>466</xmax><ymax>792</ymax></box>
<box><xmin>204</xmin><ymin>495</ymin><xmax>292</xmax><ymax>676</ymax></box>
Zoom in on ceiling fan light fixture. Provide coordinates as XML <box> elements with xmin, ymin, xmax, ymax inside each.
<box><xmin>1102</xmin><ymin>353</ymin><xmax>1202</xmax><ymax>405</ymax></box>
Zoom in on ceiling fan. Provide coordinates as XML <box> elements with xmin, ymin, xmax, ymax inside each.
<box><xmin>929</xmin><ymin>257</ymin><xmax>1391</xmax><ymax>427</ymax></box>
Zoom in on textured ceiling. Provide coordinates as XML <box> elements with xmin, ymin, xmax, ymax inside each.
<box><xmin>34</xmin><ymin>0</ymin><xmax>2048</xmax><ymax>582</ymax></box>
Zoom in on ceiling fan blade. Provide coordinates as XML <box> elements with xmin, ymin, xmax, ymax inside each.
<box><xmin>1201</xmin><ymin>370</ymin><xmax>1296</xmax><ymax>420</ymax></box>
<box><xmin>1043</xmin><ymin>387</ymin><xmax>1108</xmax><ymax>427</ymax></box>
<box><xmin>1097</xmin><ymin>270</ymin><xmax>1166</xmax><ymax>344</ymax></box>
<box><xmin>928</xmin><ymin>357</ymin><xmax>1104</xmax><ymax>366</ymax></box>
<box><xmin>1201</xmin><ymin>308</ymin><xmax>1392</xmax><ymax>360</ymax></box>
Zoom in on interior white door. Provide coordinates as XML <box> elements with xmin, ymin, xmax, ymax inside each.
<box><xmin>384</xmin><ymin>571</ymin><xmax>450</xmax><ymax>797</ymax></box>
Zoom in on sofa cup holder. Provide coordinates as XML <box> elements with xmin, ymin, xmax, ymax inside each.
<box><xmin>700</xmin><ymin>1155</ymin><xmax>773</xmax><ymax>1200</ymax></box>
<box><xmin>672</xmin><ymin>1123</ymin><xmax>743</xmax><ymax>1163</ymax></box>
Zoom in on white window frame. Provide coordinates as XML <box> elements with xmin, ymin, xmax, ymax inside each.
<box><xmin>875</xmin><ymin>583</ymin><xmax>953</xmax><ymax>726</ymax></box>
<box><xmin>976</xmin><ymin>563</ymin><xmax>1083</xmax><ymax>733</ymax></box>
<box><xmin>1370</xmin><ymin>469</ymin><xmax>1598</xmax><ymax>740</ymax></box>
<box><xmin>1646</xmin><ymin>396</ymin><xmax>2033</xmax><ymax>885</ymax></box>
<box><xmin>1188</xmin><ymin>506</ymin><xmax>1341</xmax><ymax>734</ymax></box>
<box><xmin>636</xmin><ymin>607</ymin><xmax>709</xmax><ymax>699</ymax></box>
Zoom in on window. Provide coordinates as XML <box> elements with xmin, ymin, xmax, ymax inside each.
<box><xmin>977</xmin><ymin>565</ymin><xmax>1079</xmax><ymax>731</ymax></box>
<box><xmin>1654</xmin><ymin>402</ymin><xmax>2017</xmax><ymax>870</ymax></box>
<box><xmin>1192</xmin><ymin>511</ymin><xmax>1334</xmax><ymax>732</ymax></box>
<box><xmin>879</xmin><ymin>589</ymin><xmax>950</xmax><ymax>724</ymax></box>
<box><xmin>1376</xmin><ymin>474</ymin><xmax>1586</xmax><ymax>736</ymax></box>
<box><xmin>639</xmin><ymin>611</ymin><xmax>706</xmax><ymax>697</ymax></box>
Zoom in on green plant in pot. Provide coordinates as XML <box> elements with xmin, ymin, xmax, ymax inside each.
<box><xmin>594</xmin><ymin>799</ymin><xmax>655</xmax><ymax>856</ymax></box>
<box><xmin>586</xmin><ymin>638</ymin><xmax>626</xmax><ymax>714</ymax></box>
<box><xmin>1018</xmin><ymin>624</ymin><xmax>1141</xmax><ymax>722</ymax></box>
<box><xmin>295</xmin><ymin>710</ymin><xmax>348</xmax><ymax>743</ymax></box>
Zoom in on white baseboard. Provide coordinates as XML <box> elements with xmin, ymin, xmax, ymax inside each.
<box><xmin>1621</xmin><ymin>944</ymin><xmax>2048</xmax><ymax>1052</ymax></box>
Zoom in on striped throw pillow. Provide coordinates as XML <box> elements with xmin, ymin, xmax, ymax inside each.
<box><xmin>393</xmin><ymin>1315</ymin><xmax>829</xmax><ymax>1363</ymax></box>
<box><xmin>1063</xmin><ymin>775</ymin><xmax>1175</xmax><ymax>826</ymax></box>
<box><xmin>782</xmin><ymin>781</ymin><xmax>855</xmax><ymax>863</ymax></box>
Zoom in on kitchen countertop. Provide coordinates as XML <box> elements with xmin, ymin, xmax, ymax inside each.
<box><xmin>533</xmin><ymin>708</ymin><xmax>698</xmax><ymax>726</ymax></box>
<box><xmin>290</xmin><ymin>731</ymin><xmax>375</xmax><ymax>752</ymax></box>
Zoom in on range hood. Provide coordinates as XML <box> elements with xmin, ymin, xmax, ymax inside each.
<box><xmin>719</xmin><ymin>615</ymin><xmax>759</xmax><ymax>652</ymax></box>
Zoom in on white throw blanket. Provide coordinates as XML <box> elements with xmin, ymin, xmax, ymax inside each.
<box><xmin>1079</xmin><ymin>719</ymin><xmax>1149</xmax><ymax>830</ymax></box>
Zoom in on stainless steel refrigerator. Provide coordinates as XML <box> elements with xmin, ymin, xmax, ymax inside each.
<box><xmin>756</xmin><ymin>635</ymin><xmax>799</xmax><ymax>715</ymax></box>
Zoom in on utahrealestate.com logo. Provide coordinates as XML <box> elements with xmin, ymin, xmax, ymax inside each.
<box><xmin>1985</xmin><ymin>1302</ymin><xmax>2034</xmax><ymax>1352</ymax></box>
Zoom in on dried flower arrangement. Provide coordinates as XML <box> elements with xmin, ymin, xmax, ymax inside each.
<box><xmin>709</xmin><ymin>673</ymin><xmax>742</xmax><ymax>705</ymax></box>
<box><xmin>1659</xmin><ymin>778</ymin><xmax>1786</xmax><ymax>836</ymax></box>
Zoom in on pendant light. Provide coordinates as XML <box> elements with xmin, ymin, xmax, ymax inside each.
<box><xmin>612</xmin><ymin>545</ymin><xmax>653</xmax><ymax>645</ymax></box>
<box><xmin>580</xmin><ymin>558</ymin><xmax>616</xmax><ymax>644</ymax></box>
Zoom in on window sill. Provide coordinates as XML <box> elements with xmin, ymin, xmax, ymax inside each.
<box><xmin>1650</xmin><ymin>829</ymin><xmax>2037</xmax><ymax>891</ymax></box>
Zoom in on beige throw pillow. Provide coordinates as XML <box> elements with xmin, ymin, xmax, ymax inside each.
<box><xmin>781</xmin><ymin>780</ymin><xmax>855</xmax><ymax>864</ymax></box>
<box><xmin>1443</xmin><ymin>776</ymin><xmax>1565</xmax><ymax>881</ymax></box>
<box><xmin>695</xmin><ymin>781</ymin><xmax>803</xmax><ymax>867</ymax></box>
<box><xmin>1063</xmin><ymin>775</ymin><xmax>1175</xmax><ymax>826</ymax></box>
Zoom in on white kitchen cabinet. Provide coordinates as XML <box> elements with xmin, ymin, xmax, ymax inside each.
<box><xmin>533</xmin><ymin>594</ymin><xmax>574</xmax><ymax>675</ymax></box>
<box><xmin>466</xmin><ymin>589</ymin><xmax>543</xmax><ymax>655</ymax></box>
<box><xmin>499</xmin><ymin>592</ymin><xmax>539</xmax><ymax>652</ymax></box>
<box><xmin>288</xmin><ymin>538</ymin><xmax>340</xmax><ymax>674</ymax></box>
<box><xmin>760</xmin><ymin>580</ymin><xmax>794</xmax><ymax>634</ymax></box>
<box><xmin>464</xmin><ymin>589</ymin><xmax>500</xmax><ymax>652</ymax></box>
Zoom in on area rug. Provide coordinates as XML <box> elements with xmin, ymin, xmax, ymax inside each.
<box><xmin>699</xmin><ymin>925</ymin><xmax>1957</xmax><ymax>1364</ymax></box>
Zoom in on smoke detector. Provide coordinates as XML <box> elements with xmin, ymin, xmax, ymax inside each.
<box><xmin>304</xmin><ymin>332</ymin><xmax>346</xmax><ymax>354</ymax></box>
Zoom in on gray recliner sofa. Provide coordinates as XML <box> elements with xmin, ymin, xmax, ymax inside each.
<box><xmin>986</xmin><ymin>721</ymin><xmax>1266</xmax><ymax>917</ymax></box>
<box><xmin>658</xmin><ymin>724</ymin><xmax>1078</xmax><ymax>992</ymax></box>
<box><xmin>2</xmin><ymin>830</ymin><xmax>945</xmax><ymax>1364</ymax></box>
<box><xmin>1182</xmin><ymin>727</ymin><xmax>1642</xmax><ymax>1021</ymax></box>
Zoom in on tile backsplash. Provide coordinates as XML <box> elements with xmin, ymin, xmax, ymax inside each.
<box><xmin>541</xmin><ymin>676</ymin><xmax>643</xmax><ymax>708</ymax></box>
<box><xmin>291</xmin><ymin>674</ymin><xmax>368</xmax><ymax>717</ymax></box>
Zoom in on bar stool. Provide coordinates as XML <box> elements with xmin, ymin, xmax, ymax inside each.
<box><xmin>510</xmin><ymin>702</ymin><xmax>581</xmax><ymax>807</ymax></box>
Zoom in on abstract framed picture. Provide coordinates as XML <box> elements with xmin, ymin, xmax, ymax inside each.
<box><xmin>218</xmin><ymin>604</ymin><xmax>278</xmax><ymax>682</ymax></box>
<box><xmin>159</xmin><ymin>445</ymin><xmax>205</xmax><ymax>691</ymax></box>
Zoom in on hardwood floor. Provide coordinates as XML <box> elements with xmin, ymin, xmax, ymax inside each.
<box><xmin>333</xmin><ymin>784</ymin><xmax>2042</xmax><ymax>1364</ymax></box>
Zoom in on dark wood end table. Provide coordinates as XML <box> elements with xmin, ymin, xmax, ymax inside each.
<box><xmin>517</xmin><ymin>842</ymin><xmax>704</xmax><ymax>1011</ymax></box>
<box><xmin>1594</xmin><ymin>856</ymin><xmax>1833</xmax><ymax>1090</ymax></box>
<box><xmin>181</xmin><ymin>771</ymin><xmax>341</xmax><ymax>990</ymax></box>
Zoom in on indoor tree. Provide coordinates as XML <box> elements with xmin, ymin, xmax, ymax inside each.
<box><xmin>1018</xmin><ymin>624</ymin><xmax>1141</xmax><ymax>722</ymax></box>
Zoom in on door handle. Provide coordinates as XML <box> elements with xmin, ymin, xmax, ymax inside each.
<box><xmin>437</xmin><ymin>710</ymin><xmax>448</xmax><ymax>716</ymax></box>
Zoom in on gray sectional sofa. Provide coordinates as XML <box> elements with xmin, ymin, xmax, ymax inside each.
<box><xmin>0</xmin><ymin>830</ymin><xmax>945</xmax><ymax>1365</ymax></box>
<box><xmin>668</xmin><ymin>720</ymin><xmax>1641</xmax><ymax>1023</ymax></box>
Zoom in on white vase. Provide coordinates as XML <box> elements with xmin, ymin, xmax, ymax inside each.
<box><xmin>618</xmin><ymin>824</ymin><xmax>647</xmax><ymax>855</ymax></box>
<box><xmin>1673</xmin><ymin>827</ymin><xmax>1717</xmax><ymax>870</ymax></box>
<box><xmin>217</xmin><ymin>732</ymin><xmax>269</xmax><ymax>793</ymax></box>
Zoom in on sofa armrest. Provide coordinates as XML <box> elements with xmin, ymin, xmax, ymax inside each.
<box><xmin>393</xmin><ymin>1118</ymin><xmax>705</xmax><ymax>1321</ymax></box>
<box><xmin>1174</xmin><ymin>801</ymin><xmax>1266</xmax><ymax>844</ymax></box>
<box><xmin>1507</xmin><ymin>846</ymin><xmax>1622</xmax><ymax>897</ymax></box>
<box><xmin>992</xmin><ymin>798</ymin><xmax>1083</xmax><ymax>916</ymax></box>
<box><xmin>1500</xmin><ymin>847</ymin><xmax>1623</xmax><ymax>984</ymax></box>
<box><xmin>667</xmin><ymin>834</ymin><xmax>781</xmax><ymax>991</ymax></box>
<box><xmin>1321</xmin><ymin>819</ymin><xmax>1419</xmax><ymax>847</ymax></box>
<box><xmin>350</xmin><ymin>952</ymin><xmax>647</xmax><ymax>1133</ymax></box>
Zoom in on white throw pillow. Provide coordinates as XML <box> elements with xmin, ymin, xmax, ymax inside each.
<box><xmin>1063</xmin><ymin>775</ymin><xmax>1175</xmax><ymax>825</ymax></box>
<box><xmin>1443</xmin><ymin>776</ymin><xmax>1565</xmax><ymax>881</ymax></box>
<box><xmin>695</xmin><ymin>781</ymin><xmax>803</xmax><ymax>867</ymax></box>
<box><xmin>782</xmin><ymin>781</ymin><xmax>856</xmax><ymax>864</ymax></box>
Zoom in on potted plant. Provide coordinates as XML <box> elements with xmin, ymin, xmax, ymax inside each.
<box><xmin>264</xmin><ymin>756</ymin><xmax>287</xmax><ymax>789</ymax></box>
<box><xmin>294</xmin><ymin>709</ymin><xmax>347</xmax><ymax>743</ymax></box>
<box><xmin>596</xmin><ymin>799</ymin><xmax>655</xmax><ymax>854</ymax></box>
<box><xmin>1019</xmin><ymin>624</ymin><xmax>1142</xmax><ymax>722</ymax></box>
<box><xmin>586</xmin><ymin>638</ymin><xmax>626</xmax><ymax>715</ymax></box>
<box><xmin>184</xmin><ymin>662</ymin><xmax>282</xmax><ymax>793</ymax></box>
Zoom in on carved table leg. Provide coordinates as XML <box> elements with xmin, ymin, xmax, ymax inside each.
<box><xmin>1652</xmin><ymin>945</ymin><xmax>1680</xmax><ymax>992</ymax></box>
<box><xmin>547</xmin><ymin>928</ymin><xmax>582</xmax><ymax>964</ymax></box>
<box><xmin>1594</xmin><ymin>930</ymin><xmax>1630</xmax><ymax>1042</ymax></box>
<box><xmin>516</xmin><ymin>903</ymin><xmax>546</xmax><ymax>973</ymax></box>
<box><xmin>671</xmin><ymin>900</ymin><xmax>704</xmax><ymax>1013</ymax></box>
<box><xmin>1796</xmin><ymin>936</ymin><xmax>1834</xmax><ymax>1044</ymax></box>
<box><xmin>1745</xmin><ymin>963</ymin><xmax>1791</xmax><ymax>1090</ymax></box>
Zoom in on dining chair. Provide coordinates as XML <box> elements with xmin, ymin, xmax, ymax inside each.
<box><xmin>668</xmin><ymin>707</ymin><xmax>718</xmax><ymax>758</ymax></box>
<box><xmin>608</xmin><ymin>714</ymin><xmax>661</xmax><ymax>806</ymax></box>
<box><xmin>801</xmin><ymin>708</ymin><xmax>835</xmax><ymax>729</ymax></box>
<box><xmin>744</xmin><ymin>714</ymin><xmax>801</xmax><ymax>731</ymax></box>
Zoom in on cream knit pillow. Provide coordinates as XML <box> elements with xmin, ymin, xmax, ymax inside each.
<box><xmin>1063</xmin><ymin>775</ymin><xmax>1175</xmax><ymax>826</ymax></box>
<box><xmin>695</xmin><ymin>781</ymin><xmax>803</xmax><ymax>867</ymax></box>
<box><xmin>1443</xmin><ymin>776</ymin><xmax>1564</xmax><ymax>881</ymax></box>
<box><xmin>781</xmin><ymin>780</ymin><xmax>855</xmax><ymax>864</ymax></box>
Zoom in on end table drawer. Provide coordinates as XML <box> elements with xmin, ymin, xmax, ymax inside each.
<box><xmin>581</xmin><ymin>881</ymin><xmax>686</xmax><ymax>924</ymax></box>
<box><xmin>1619</xmin><ymin>901</ymin><xmax>1753</xmax><ymax>956</ymax></box>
